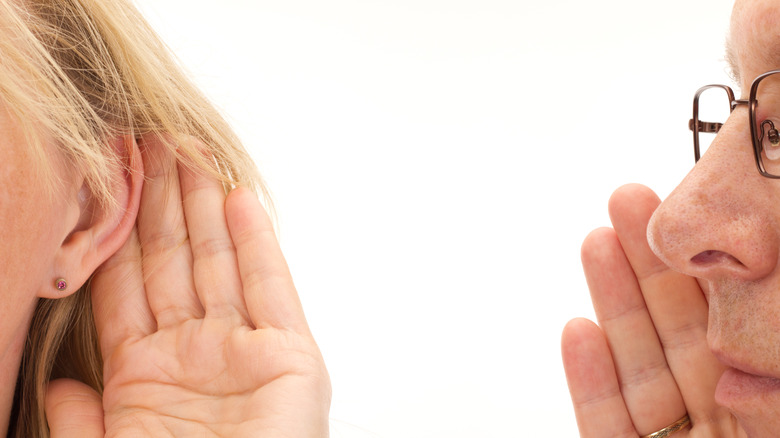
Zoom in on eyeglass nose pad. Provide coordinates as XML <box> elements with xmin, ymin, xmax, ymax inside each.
<box><xmin>770</xmin><ymin>128</ymin><xmax>780</xmax><ymax>146</ymax></box>
<box><xmin>762</xmin><ymin>120</ymin><xmax>780</xmax><ymax>160</ymax></box>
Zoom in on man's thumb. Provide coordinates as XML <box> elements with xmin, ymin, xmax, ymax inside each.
<box><xmin>45</xmin><ymin>378</ymin><xmax>104</xmax><ymax>438</ymax></box>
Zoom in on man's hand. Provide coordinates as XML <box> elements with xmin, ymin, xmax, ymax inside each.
<box><xmin>561</xmin><ymin>184</ymin><xmax>743</xmax><ymax>437</ymax></box>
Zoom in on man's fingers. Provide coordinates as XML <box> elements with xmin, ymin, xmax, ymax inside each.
<box><xmin>46</xmin><ymin>378</ymin><xmax>105</xmax><ymax>438</ymax></box>
<box><xmin>562</xmin><ymin>318</ymin><xmax>637</xmax><ymax>438</ymax></box>
<box><xmin>582</xmin><ymin>227</ymin><xmax>686</xmax><ymax>435</ymax></box>
<box><xmin>225</xmin><ymin>187</ymin><xmax>308</xmax><ymax>331</ymax></box>
<box><xmin>607</xmin><ymin>184</ymin><xmax>668</xmax><ymax>279</ymax></box>
<box><xmin>608</xmin><ymin>184</ymin><xmax>726</xmax><ymax>423</ymax></box>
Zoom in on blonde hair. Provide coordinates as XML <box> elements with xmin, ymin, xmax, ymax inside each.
<box><xmin>2</xmin><ymin>0</ymin><xmax>269</xmax><ymax>436</ymax></box>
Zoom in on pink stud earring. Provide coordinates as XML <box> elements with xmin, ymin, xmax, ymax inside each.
<box><xmin>55</xmin><ymin>278</ymin><xmax>67</xmax><ymax>291</ymax></box>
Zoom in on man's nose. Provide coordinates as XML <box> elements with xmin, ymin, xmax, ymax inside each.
<box><xmin>647</xmin><ymin>111</ymin><xmax>779</xmax><ymax>281</ymax></box>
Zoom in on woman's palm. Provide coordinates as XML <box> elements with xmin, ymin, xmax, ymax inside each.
<box><xmin>101</xmin><ymin>319</ymin><xmax>327</xmax><ymax>436</ymax></box>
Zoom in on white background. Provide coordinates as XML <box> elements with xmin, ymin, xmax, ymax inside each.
<box><xmin>133</xmin><ymin>1</ymin><xmax>735</xmax><ymax>436</ymax></box>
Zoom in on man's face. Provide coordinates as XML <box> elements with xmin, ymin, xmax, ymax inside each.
<box><xmin>648</xmin><ymin>0</ymin><xmax>780</xmax><ymax>434</ymax></box>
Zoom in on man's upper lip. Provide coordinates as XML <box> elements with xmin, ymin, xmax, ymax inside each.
<box><xmin>712</xmin><ymin>349</ymin><xmax>777</xmax><ymax>378</ymax></box>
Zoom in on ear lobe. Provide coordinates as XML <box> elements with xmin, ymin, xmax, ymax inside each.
<box><xmin>38</xmin><ymin>135</ymin><xmax>144</xmax><ymax>299</ymax></box>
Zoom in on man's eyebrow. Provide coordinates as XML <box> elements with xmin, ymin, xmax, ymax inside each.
<box><xmin>725</xmin><ymin>35</ymin><xmax>741</xmax><ymax>83</ymax></box>
<box><xmin>723</xmin><ymin>35</ymin><xmax>780</xmax><ymax>86</ymax></box>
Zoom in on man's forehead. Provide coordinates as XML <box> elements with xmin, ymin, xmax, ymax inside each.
<box><xmin>728</xmin><ymin>0</ymin><xmax>780</xmax><ymax>84</ymax></box>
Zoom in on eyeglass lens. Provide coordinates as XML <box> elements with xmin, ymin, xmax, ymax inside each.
<box><xmin>693</xmin><ymin>72</ymin><xmax>780</xmax><ymax>177</ymax></box>
<box><xmin>755</xmin><ymin>73</ymin><xmax>780</xmax><ymax>174</ymax></box>
<box><xmin>693</xmin><ymin>86</ymin><xmax>730</xmax><ymax>160</ymax></box>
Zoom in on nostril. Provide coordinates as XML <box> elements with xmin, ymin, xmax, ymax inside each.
<box><xmin>691</xmin><ymin>250</ymin><xmax>745</xmax><ymax>267</ymax></box>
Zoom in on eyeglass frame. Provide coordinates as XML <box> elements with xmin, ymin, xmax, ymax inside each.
<box><xmin>690</xmin><ymin>69</ymin><xmax>780</xmax><ymax>178</ymax></box>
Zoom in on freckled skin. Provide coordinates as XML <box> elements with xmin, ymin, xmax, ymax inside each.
<box><xmin>647</xmin><ymin>0</ymin><xmax>780</xmax><ymax>435</ymax></box>
<box><xmin>0</xmin><ymin>104</ymin><xmax>80</xmax><ymax>435</ymax></box>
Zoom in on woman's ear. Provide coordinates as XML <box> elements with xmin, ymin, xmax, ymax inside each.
<box><xmin>38</xmin><ymin>135</ymin><xmax>144</xmax><ymax>299</ymax></box>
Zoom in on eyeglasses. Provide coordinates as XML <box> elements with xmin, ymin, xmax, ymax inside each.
<box><xmin>690</xmin><ymin>70</ymin><xmax>780</xmax><ymax>178</ymax></box>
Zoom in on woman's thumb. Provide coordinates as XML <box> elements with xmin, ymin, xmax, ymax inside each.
<box><xmin>45</xmin><ymin>378</ymin><xmax>104</xmax><ymax>438</ymax></box>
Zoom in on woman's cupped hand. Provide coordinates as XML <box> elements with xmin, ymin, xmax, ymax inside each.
<box><xmin>44</xmin><ymin>136</ymin><xmax>331</xmax><ymax>437</ymax></box>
